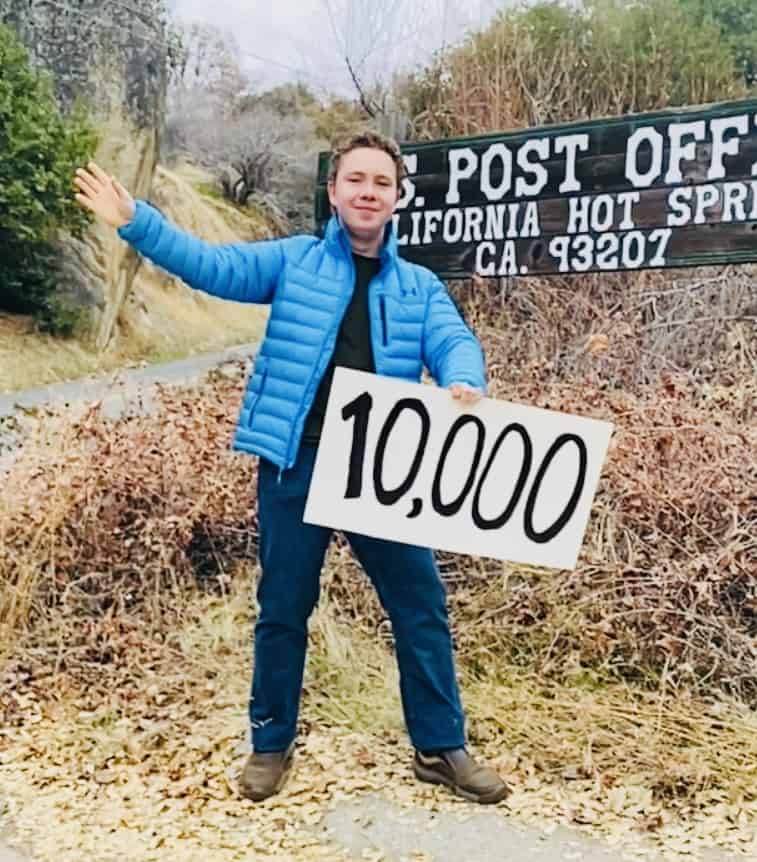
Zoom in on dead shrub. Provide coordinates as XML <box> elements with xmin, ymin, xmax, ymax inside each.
<box><xmin>0</xmin><ymin>378</ymin><xmax>257</xmax><ymax>663</ymax></box>
<box><xmin>1</xmin><ymin>320</ymin><xmax>755</xmax><ymax>703</ymax></box>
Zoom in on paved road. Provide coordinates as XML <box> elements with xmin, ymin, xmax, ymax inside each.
<box><xmin>0</xmin><ymin>841</ymin><xmax>26</xmax><ymax>862</ymax></box>
<box><xmin>0</xmin><ymin>341</ymin><xmax>259</xmax><ymax>423</ymax></box>
<box><xmin>0</xmin><ymin>342</ymin><xmax>259</xmax><ymax>464</ymax></box>
<box><xmin>318</xmin><ymin>795</ymin><xmax>632</xmax><ymax>861</ymax></box>
<box><xmin>1</xmin><ymin>793</ymin><xmax>744</xmax><ymax>861</ymax></box>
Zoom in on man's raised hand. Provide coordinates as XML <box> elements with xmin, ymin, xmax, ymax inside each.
<box><xmin>74</xmin><ymin>161</ymin><xmax>135</xmax><ymax>229</ymax></box>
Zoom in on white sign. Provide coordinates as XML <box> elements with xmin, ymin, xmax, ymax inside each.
<box><xmin>303</xmin><ymin>369</ymin><xmax>614</xmax><ymax>570</ymax></box>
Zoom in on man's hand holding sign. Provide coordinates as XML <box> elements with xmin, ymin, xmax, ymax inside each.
<box><xmin>305</xmin><ymin>369</ymin><xmax>613</xmax><ymax>571</ymax></box>
<box><xmin>448</xmin><ymin>382</ymin><xmax>484</xmax><ymax>405</ymax></box>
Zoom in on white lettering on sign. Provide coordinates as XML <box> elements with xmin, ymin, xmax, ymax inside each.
<box><xmin>442</xmin><ymin>208</ymin><xmax>464</xmax><ymax>243</ymax></box>
<box><xmin>546</xmin><ymin>229</ymin><xmax>671</xmax><ymax>273</ymax></box>
<box><xmin>446</xmin><ymin>147</ymin><xmax>478</xmax><ymax>205</ymax></box>
<box><xmin>304</xmin><ymin>369</ymin><xmax>614</xmax><ymax>570</ymax></box>
<box><xmin>664</xmin><ymin>182</ymin><xmax>757</xmax><ymax>226</ymax></box>
<box><xmin>722</xmin><ymin>181</ymin><xmax>747</xmax><ymax>222</ymax></box>
<box><xmin>624</xmin><ymin>114</ymin><xmax>755</xmax><ymax>188</ymax></box>
<box><xmin>553</xmin><ymin>133</ymin><xmax>589</xmax><ymax>192</ymax></box>
<box><xmin>567</xmin><ymin>196</ymin><xmax>590</xmax><ymax>233</ymax></box>
<box><xmin>394</xmin><ymin>203</ymin><xmax>542</xmax><ymax>247</ymax></box>
<box><xmin>708</xmin><ymin>115</ymin><xmax>749</xmax><ymax>180</ymax></box>
<box><xmin>481</xmin><ymin>143</ymin><xmax>513</xmax><ymax>201</ymax></box>
<box><xmin>567</xmin><ymin>192</ymin><xmax>641</xmax><ymax>233</ymax></box>
<box><xmin>463</xmin><ymin>206</ymin><xmax>484</xmax><ymax>241</ymax></box>
<box><xmin>521</xmin><ymin>202</ymin><xmax>540</xmax><ymax>237</ymax></box>
<box><xmin>667</xmin><ymin>187</ymin><xmax>693</xmax><ymax>227</ymax></box>
<box><xmin>515</xmin><ymin>138</ymin><xmax>550</xmax><ymax>197</ymax></box>
<box><xmin>616</xmin><ymin>191</ymin><xmax>640</xmax><ymax>229</ymax></box>
<box><xmin>422</xmin><ymin>209</ymin><xmax>443</xmax><ymax>244</ymax></box>
<box><xmin>625</xmin><ymin>126</ymin><xmax>665</xmax><ymax>188</ymax></box>
<box><xmin>475</xmin><ymin>240</ymin><xmax>519</xmax><ymax>276</ymax></box>
<box><xmin>395</xmin><ymin>153</ymin><xmax>418</xmax><ymax>210</ymax></box>
<box><xmin>388</xmin><ymin>109</ymin><xmax>757</xmax><ymax>276</ymax></box>
<box><xmin>693</xmin><ymin>184</ymin><xmax>721</xmax><ymax>223</ymax></box>
<box><xmin>444</xmin><ymin>135</ymin><xmax>589</xmax><ymax>205</ymax></box>
<box><xmin>665</xmin><ymin>121</ymin><xmax>706</xmax><ymax>183</ymax></box>
<box><xmin>666</xmin><ymin>184</ymin><xmax>718</xmax><ymax>225</ymax></box>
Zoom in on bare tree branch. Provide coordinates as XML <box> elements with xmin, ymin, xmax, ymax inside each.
<box><xmin>345</xmin><ymin>55</ymin><xmax>377</xmax><ymax>117</ymax></box>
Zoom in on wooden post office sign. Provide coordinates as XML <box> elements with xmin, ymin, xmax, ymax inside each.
<box><xmin>315</xmin><ymin>98</ymin><xmax>757</xmax><ymax>278</ymax></box>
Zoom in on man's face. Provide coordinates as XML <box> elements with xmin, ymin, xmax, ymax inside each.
<box><xmin>327</xmin><ymin>147</ymin><xmax>401</xmax><ymax>243</ymax></box>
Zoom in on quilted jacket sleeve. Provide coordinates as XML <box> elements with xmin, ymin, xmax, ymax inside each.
<box><xmin>116</xmin><ymin>200</ymin><xmax>285</xmax><ymax>304</ymax></box>
<box><xmin>421</xmin><ymin>276</ymin><xmax>487</xmax><ymax>392</ymax></box>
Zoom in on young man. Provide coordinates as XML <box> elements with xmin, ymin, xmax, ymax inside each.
<box><xmin>74</xmin><ymin>131</ymin><xmax>510</xmax><ymax>804</ymax></box>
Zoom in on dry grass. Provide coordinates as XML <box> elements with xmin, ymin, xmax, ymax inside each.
<box><xmin>1</xmin><ymin>360</ymin><xmax>753</xmax><ymax>701</ymax></box>
<box><xmin>451</xmin><ymin>265</ymin><xmax>757</xmax><ymax>395</ymax></box>
<box><xmin>1</xmin><ymin>575</ymin><xmax>755</xmax><ymax>861</ymax></box>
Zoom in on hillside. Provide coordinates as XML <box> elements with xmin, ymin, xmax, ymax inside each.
<box><xmin>0</xmin><ymin>163</ymin><xmax>273</xmax><ymax>393</ymax></box>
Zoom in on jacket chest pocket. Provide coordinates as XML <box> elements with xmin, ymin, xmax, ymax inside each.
<box><xmin>379</xmin><ymin>294</ymin><xmax>424</xmax><ymax>357</ymax></box>
<box><xmin>379</xmin><ymin>295</ymin><xmax>388</xmax><ymax>346</ymax></box>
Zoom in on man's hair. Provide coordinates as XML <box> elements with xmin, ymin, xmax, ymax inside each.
<box><xmin>327</xmin><ymin>130</ymin><xmax>407</xmax><ymax>192</ymax></box>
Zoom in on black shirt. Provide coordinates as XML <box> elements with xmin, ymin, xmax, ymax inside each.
<box><xmin>301</xmin><ymin>252</ymin><xmax>381</xmax><ymax>445</ymax></box>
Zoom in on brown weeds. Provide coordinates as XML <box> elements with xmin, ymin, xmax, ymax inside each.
<box><xmin>0</xmin><ymin>268</ymin><xmax>755</xmax><ymax>851</ymax></box>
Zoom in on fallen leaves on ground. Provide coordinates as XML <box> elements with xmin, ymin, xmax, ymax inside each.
<box><xmin>1</xmin><ymin>583</ymin><xmax>755</xmax><ymax>862</ymax></box>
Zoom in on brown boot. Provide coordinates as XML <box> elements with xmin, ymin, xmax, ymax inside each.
<box><xmin>239</xmin><ymin>741</ymin><xmax>295</xmax><ymax>801</ymax></box>
<box><xmin>413</xmin><ymin>747</ymin><xmax>510</xmax><ymax>804</ymax></box>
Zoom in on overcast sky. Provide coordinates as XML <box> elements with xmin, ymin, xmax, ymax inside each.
<box><xmin>168</xmin><ymin>0</ymin><xmax>513</xmax><ymax>98</ymax></box>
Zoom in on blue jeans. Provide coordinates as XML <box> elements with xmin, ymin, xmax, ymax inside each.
<box><xmin>249</xmin><ymin>442</ymin><xmax>467</xmax><ymax>753</ymax></box>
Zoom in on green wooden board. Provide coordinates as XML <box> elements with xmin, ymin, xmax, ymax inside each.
<box><xmin>314</xmin><ymin>98</ymin><xmax>757</xmax><ymax>278</ymax></box>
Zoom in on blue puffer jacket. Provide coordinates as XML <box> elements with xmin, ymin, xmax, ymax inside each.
<box><xmin>117</xmin><ymin>201</ymin><xmax>486</xmax><ymax>472</ymax></box>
